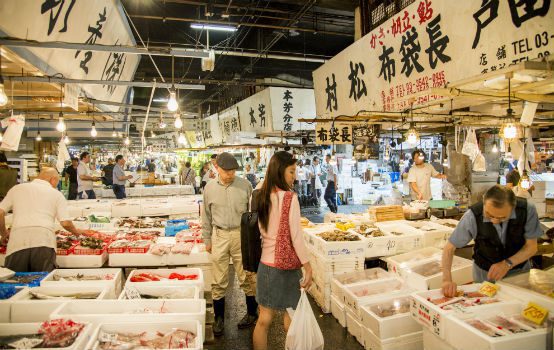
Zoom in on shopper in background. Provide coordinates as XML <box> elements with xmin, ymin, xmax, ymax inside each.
<box><xmin>294</xmin><ymin>160</ymin><xmax>305</xmax><ymax>197</ymax></box>
<box><xmin>63</xmin><ymin>158</ymin><xmax>79</xmax><ymax>200</ymax></box>
<box><xmin>180</xmin><ymin>161</ymin><xmax>196</xmax><ymax>187</ymax></box>
<box><xmin>77</xmin><ymin>152</ymin><xmax>100</xmax><ymax>199</ymax></box>
<box><xmin>202</xmin><ymin>154</ymin><xmax>218</xmax><ymax>186</ymax></box>
<box><xmin>0</xmin><ymin>167</ymin><xmax>84</xmax><ymax>272</ymax></box>
<box><xmin>200</xmin><ymin>163</ymin><xmax>210</xmax><ymax>191</ymax></box>
<box><xmin>147</xmin><ymin>159</ymin><xmax>156</xmax><ymax>173</ymax></box>
<box><xmin>311</xmin><ymin>156</ymin><xmax>323</xmax><ymax>206</ymax></box>
<box><xmin>442</xmin><ymin>185</ymin><xmax>541</xmax><ymax>297</ymax></box>
<box><xmin>253</xmin><ymin>151</ymin><xmax>312</xmax><ymax>350</ymax></box>
<box><xmin>101</xmin><ymin>158</ymin><xmax>115</xmax><ymax>187</ymax></box>
<box><xmin>303</xmin><ymin>159</ymin><xmax>313</xmax><ymax>201</ymax></box>
<box><xmin>408</xmin><ymin>149</ymin><xmax>447</xmax><ymax>201</ymax></box>
<box><xmin>244</xmin><ymin>163</ymin><xmax>258</xmax><ymax>188</ymax></box>
<box><xmin>324</xmin><ymin>154</ymin><xmax>338</xmax><ymax>213</ymax></box>
<box><xmin>202</xmin><ymin>152</ymin><xmax>257</xmax><ymax>336</ymax></box>
<box><xmin>112</xmin><ymin>155</ymin><xmax>133</xmax><ymax>199</ymax></box>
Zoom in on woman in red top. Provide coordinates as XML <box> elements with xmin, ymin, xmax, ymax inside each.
<box><xmin>253</xmin><ymin>151</ymin><xmax>313</xmax><ymax>350</ymax></box>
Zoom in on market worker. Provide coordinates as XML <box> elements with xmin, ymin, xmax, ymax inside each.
<box><xmin>202</xmin><ymin>154</ymin><xmax>218</xmax><ymax>185</ymax></box>
<box><xmin>407</xmin><ymin>149</ymin><xmax>447</xmax><ymax>201</ymax></box>
<box><xmin>63</xmin><ymin>157</ymin><xmax>79</xmax><ymax>200</ymax></box>
<box><xmin>202</xmin><ymin>152</ymin><xmax>257</xmax><ymax>336</ymax></box>
<box><xmin>77</xmin><ymin>151</ymin><xmax>100</xmax><ymax>199</ymax></box>
<box><xmin>112</xmin><ymin>155</ymin><xmax>133</xmax><ymax>199</ymax></box>
<box><xmin>101</xmin><ymin>158</ymin><xmax>115</xmax><ymax>187</ymax></box>
<box><xmin>0</xmin><ymin>167</ymin><xmax>84</xmax><ymax>272</ymax></box>
<box><xmin>323</xmin><ymin>154</ymin><xmax>338</xmax><ymax>213</ymax></box>
<box><xmin>442</xmin><ymin>185</ymin><xmax>541</xmax><ymax>297</ymax></box>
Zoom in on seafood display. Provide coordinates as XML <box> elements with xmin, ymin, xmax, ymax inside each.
<box><xmin>466</xmin><ymin>319</ymin><xmax>504</xmax><ymax>337</ymax></box>
<box><xmin>486</xmin><ymin>315</ymin><xmax>529</xmax><ymax>334</ymax></box>
<box><xmin>0</xmin><ymin>272</ymin><xmax>47</xmax><ymax>285</ymax></box>
<box><xmin>317</xmin><ymin>230</ymin><xmax>361</xmax><ymax>242</ymax></box>
<box><xmin>78</xmin><ymin>237</ymin><xmax>105</xmax><ymax>250</ymax></box>
<box><xmin>0</xmin><ymin>319</ymin><xmax>86</xmax><ymax>349</ymax></box>
<box><xmin>52</xmin><ymin>273</ymin><xmax>114</xmax><ymax>281</ymax></box>
<box><xmin>149</xmin><ymin>243</ymin><xmax>173</xmax><ymax>256</ymax></box>
<box><xmin>334</xmin><ymin>269</ymin><xmax>389</xmax><ymax>285</ymax></box>
<box><xmin>88</xmin><ymin>215</ymin><xmax>111</xmax><ymax>223</ymax></box>
<box><xmin>355</xmin><ymin>224</ymin><xmax>384</xmax><ymax>237</ymax></box>
<box><xmin>410</xmin><ymin>260</ymin><xmax>442</xmax><ymax>277</ymax></box>
<box><xmin>122</xmin><ymin>288</ymin><xmax>197</xmax><ymax>300</ymax></box>
<box><xmin>117</xmin><ymin>218</ymin><xmax>165</xmax><ymax>229</ymax></box>
<box><xmin>503</xmin><ymin>269</ymin><xmax>554</xmax><ymax>298</ymax></box>
<box><xmin>97</xmin><ymin>329</ymin><xmax>196</xmax><ymax>349</ymax></box>
<box><xmin>512</xmin><ymin>315</ymin><xmax>546</xmax><ymax>329</ymax></box>
<box><xmin>28</xmin><ymin>290</ymin><xmax>100</xmax><ymax>300</ymax></box>
<box><xmin>129</xmin><ymin>272</ymin><xmax>199</xmax><ymax>282</ymax></box>
<box><xmin>370</xmin><ymin>298</ymin><xmax>411</xmax><ymax>317</ymax></box>
<box><xmin>352</xmin><ymin>281</ymin><xmax>403</xmax><ymax>297</ymax></box>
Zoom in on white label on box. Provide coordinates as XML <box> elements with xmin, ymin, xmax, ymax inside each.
<box><xmin>98</xmin><ymin>331</ymin><xmax>118</xmax><ymax>343</ymax></box>
<box><xmin>125</xmin><ymin>286</ymin><xmax>142</xmax><ymax>299</ymax></box>
<box><xmin>9</xmin><ymin>338</ymin><xmax>43</xmax><ymax>349</ymax></box>
<box><xmin>431</xmin><ymin>311</ymin><xmax>441</xmax><ymax>336</ymax></box>
<box><xmin>385</xmin><ymin>239</ymin><xmax>397</xmax><ymax>253</ymax></box>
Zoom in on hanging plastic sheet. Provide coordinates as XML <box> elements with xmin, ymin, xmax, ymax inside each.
<box><xmin>0</xmin><ymin>114</ymin><xmax>25</xmax><ymax>151</ymax></box>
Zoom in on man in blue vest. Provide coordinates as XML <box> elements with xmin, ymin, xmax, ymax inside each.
<box><xmin>442</xmin><ymin>185</ymin><xmax>541</xmax><ymax>297</ymax></box>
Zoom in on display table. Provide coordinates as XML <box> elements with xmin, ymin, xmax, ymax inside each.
<box><xmin>92</xmin><ymin>185</ymin><xmax>195</xmax><ymax>199</ymax></box>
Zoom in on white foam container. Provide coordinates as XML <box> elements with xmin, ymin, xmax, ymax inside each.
<box><xmin>309</xmin><ymin>249</ymin><xmax>365</xmax><ymax>285</ymax></box>
<box><xmin>50</xmin><ymin>299</ymin><xmax>206</xmax><ymax>340</ymax></box>
<box><xmin>108</xmin><ymin>252</ymin><xmax>168</xmax><ymax>267</ymax></box>
<box><xmin>362</xmin><ymin>327</ymin><xmax>423</xmax><ymax>350</ymax></box>
<box><xmin>308</xmin><ymin>277</ymin><xmax>331</xmax><ymax>313</ymax></box>
<box><xmin>374</xmin><ymin>222</ymin><xmax>425</xmax><ymax>254</ymax></box>
<box><xmin>111</xmin><ymin>200</ymin><xmax>142</xmax><ymax>217</ymax></box>
<box><xmin>119</xmin><ymin>285</ymin><xmax>201</xmax><ymax>300</ymax></box>
<box><xmin>86</xmin><ymin>320</ymin><xmax>203</xmax><ymax>350</ymax></box>
<box><xmin>359</xmin><ymin>294</ymin><xmax>421</xmax><ymax>339</ymax></box>
<box><xmin>56</xmin><ymin>251</ymin><xmax>108</xmax><ymax>268</ymax></box>
<box><xmin>346</xmin><ymin>310</ymin><xmax>364</xmax><ymax>345</ymax></box>
<box><xmin>343</xmin><ymin>277</ymin><xmax>412</xmax><ymax>317</ymax></box>
<box><xmin>40</xmin><ymin>268</ymin><xmax>123</xmax><ymax>299</ymax></box>
<box><xmin>403</xmin><ymin>256</ymin><xmax>473</xmax><ymax>291</ymax></box>
<box><xmin>498</xmin><ymin>269</ymin><xmax>554</xmax><ymax>314</ymax></box>
<box><xmin>404</xmin><ymin>220</ymin><xmax>453</xmax><ymax>248</ymax></box>
<box><xmin>0</xmin><ymin>322</ymin><xmax>93</xmax><ymax>350</ymax></box>
<box><xmin>385</xmin><ymin>247</ymin><xmax>442</xmax><ymax>276</ymax></box>
<box><xmin>331</xmin><ymin>268</ymin><xmax>391</xmax><ymax>304</ymax></box>
<box><xmin>331</xmin><ymin>294</ymin><xmax>347</xmax><ymax>327</ymax></box>
<box><xmin>125</xmin><ymin>268</ymin><xmax>204</xmax><ymax>292</ymax></box>
<box><xmin>9</xmin><ymin>285</ymin><xmax>110</xmax><ymax>301</ymax></box>
<box><xmin>422</xmin><ymin>328</ymin><xmax>456</xmax><ymax>350</ymax></box>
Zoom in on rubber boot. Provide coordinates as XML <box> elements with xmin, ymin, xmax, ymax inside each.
<box><xmin>213</xmin><ymin>298</ymin><xmax>225</xmax><ymax>336</ymax></box>
<box><xmin>238</xmin><ymin>295</ymin><xmax>258</xmax><ymax>329</ymax></box>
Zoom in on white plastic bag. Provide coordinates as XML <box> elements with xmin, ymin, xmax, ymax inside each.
<box><xmin>473</xmin><ymin>152</ymin><xmax>487</xmax><ymax>172</ymax></box>
<box><xmin>285</xmin><ymin>289</ymin><xmax>324</xmax><ymax>350</ymax></box>
<box><xmin>461</xmin><ymin>128</ymin><xmax>479</xmax><ymax>161</ymax></box>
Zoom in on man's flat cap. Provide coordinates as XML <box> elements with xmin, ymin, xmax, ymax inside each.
<box><xmin>216</xmin><ymin>152</ymin><xmax>239</xmax><ymax>170</ymax></box>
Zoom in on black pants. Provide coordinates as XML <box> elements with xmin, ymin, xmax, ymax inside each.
<box><xmin>113</xmin><ymin>184</ymin><xmax>127</xmax><ymax>199</ymax></box>
<box><xmin>68</xmin><ymin>182</ymin><xmax>78</xmax><ymax>200</ymax></box>
<box><xmin>324</xmin><ymin>181</ymin><xmax>337</xmax><ymax>213</ymax></box>
<box><xmin>5</xmin><ymin>247</ymin><xmax>56</xmax><ymax>272</ymax></box>
<box><xmin>79</xmin><ymin>190</ymin><xmax>96</xmax><ymax>199</ymax></box>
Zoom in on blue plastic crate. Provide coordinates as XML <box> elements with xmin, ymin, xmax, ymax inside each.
<box><xmin>0</xmin><ymin>271</ymin><xmax>49</xmax><ymax>289</ymax></box>
<box><xmin>389</xmin><ymin>172</ymin><xmax>400</xmax><ymax>183</ymax></box>
<box><xmin>165</xmin><ymin>219</ymin><xmax>189</xmax><ymax>236</ymax></box>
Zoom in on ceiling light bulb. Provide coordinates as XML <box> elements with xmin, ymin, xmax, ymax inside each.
<box><xmin>519</xmin><ymin>171</ymin><xmax>531</xmax><ymax>190</ymax></box>
<box><xmin>492</xmin><ymin>142</ymin><xmax>498</xmax><ymax>153</ymax></box>
<box><xmin>35</xmin><ymin>131</ymin><xmax>42</xmax><ymax>142</ymax></box>
<box><xmin>406</xmin><ymin>127</ymin><xmax>419</xmax><ymax>145</ymax></box>
<box><xmin>174</xmin><ymin>114</ymin><xmax>183</xmax><ymax>129</ymax></box>
<box><xmin>90</xmin><ymin>122</ymin><xmax>97</xmax><ymax>137</ymax></box>
<box><xmin>502</xmin><ymin>123</ymin><xmax>517</xmax><ymax>140</ymax></box>
<box><xmin>159</xmin><ymin>121</ymin><xmax>167</xmax><ymax>129</ymax></box>
<box><xmin>178</xmin><ymin>133</ymin><xmax>186</xmax><ymax>145</ymax></box>
<box><xmin>56</xmin><ymin>114</ymin><xmax>66</xmax><ymax>132</ymax></box>
<box><xmin>167</xmin><ymin>91</ymin><xmax>178</xmax><ymax>112</ymax></box>
<box><xmin>124</xmin><ymin>136</ymin><xmax>130</xmax><ymax>145</ymax></box>
<box><xmin>64</xmin><ymin>135</ymin><xmax>70</xmax><ymax>144</ymax></box>
<box><xmin>151</xmin><ymin>130</ymin><xmax>156</xmax><ymax>138</ymax></box>
<box><xmin>0</xmin><ymin>83</ymin><xmax>8</xmax><ymax>107</ymax></box>
<box><xmin>112</xmin><ymin>129</ymin><xmax>117</xmax><ymax>137</ymax></box>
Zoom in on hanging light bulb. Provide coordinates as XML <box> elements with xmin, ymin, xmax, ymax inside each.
<box><xmin>406</xmin><ymin>123</ymin><xmax>419</xmax><ymax>145</ymax></box>
<box><xmin>112</xmin><ymin>129</ymin><xmax>117</xmax><ymax>137</ymax></box>
<box><xmin>150</xmin><ymin>130</ymin><xmax>156</xmax><ymax>138</ymax></box>
<box><xmin>0</xmin><ymin>80</ymin><xmax>8</xmax><ymax>107</ymax></box>
<box><xmin>90</xmin><ymin>121</ymin><xmax>97</xmax><ymax>137</ymax></box>
<box><xmin>56</xmin><ymin>112</ymin><xmax>66</xmax><ymax>132</ymax></box>
<box><xmin>519</xmin><ymin>170</ymin><xmax>531</xmax><ymax>190</ymax></box>
<box><xmin>174</xmin><ymin>114</ymin><xmax>183</xmax><ymax>129</ymax></box>
<box><xmin>178</xmin><ymin>132</ymin><xmax>186</xmax><ymax>145</ymax></box>
<box><xmin>502</xmin><ymin>122</ymin><xmax>517</xmax><ymax>140</ymax></box>
<box><xmin>35</xmin><ymin>131</ymin><xmax>42</xmax><ymax>142</ymax></box>
<box><xmin>167</xmin><ymin>90</ymin><xmax>178</xmax><ymax>112</ymax></box>
<box><xmin>64</xmin><ymin>134</ymin><xmax>70</xmax><ymax>144</ymax></box>
<box><xmin>124</xmin><ymin>135</ymin><xmax>130</xmax><ymax>145</ymax></box>
<box><xmin>492</xmin><ymin>142</ymin><xmax>498</xmax><ymax>153</ymax></box>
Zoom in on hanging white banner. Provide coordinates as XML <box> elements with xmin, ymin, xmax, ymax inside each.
<box><xmin>237</xmin><ymin>89</ymin><xmax>273</xmax><ymax>134</ymax></box>
<box><xmin>218</xmin><ymin>107</ymin><xmax>240</xmax><ymax>142</ymax></box>
<box><xmin>313</xmin><ymin>0</ymin><xmax>554</xmax><ymax>116</ymax></box>
<box><xmin>0</xmin><ymin>0</ymin><xmax>140</xmax><ymax>111</ymax></box>
<box><xmin>269</xmin><ymin>87</ymin><xmax>316</xmax><ymax>132</ymax></box>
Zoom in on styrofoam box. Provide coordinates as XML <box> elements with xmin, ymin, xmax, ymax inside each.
<box><xmin>374</xmin><ymin>222</ymin><xmax>425</xmax><ymax>254</ymax></box>
<box><xmin>142</xmin><ymin>203</ymin><xmax>172</xmax><ymax>216</ymax></box>
<box><xmin>385</xmin><ymin>247</ymin><xmax>442</xmax><ymax>276</ymax></box>
<box><xmin>346</xmin><ymin>310</ymin><xmax>364</xmax><ymax>345</ymax></box>
<box><xmin>67</xmin><ymin>206</ymin><xmax>84</xmax><ymax>218</ymax></box>
<box><xmin>72</xmin><ymin>219</ymin><xmax>90</xmax><ymax>230</ymax></box>
<box><xmin>409</xmin><ymin>284</ymin><xmax>517</xmax><ymax>340</ymax></box>
<box><xmin>422</xmin><ymin>328</ymin><xmax>456</xmax><ymax>350</ymax></box>
<box><xmin>404</xmin><ymin>221</ymin><xmax>453</xmax><ymax>248</ymax></box>
<box><xmin>302</xmin><ymin>224</ymin><xmax>338</xmax><ymax>251</ymax></box>
<box><xmin>166</xmin><ymin>252</ymin><xmax>211</xmax><ymax>266</ymax></box>
<box><xmin>362</xmin><ymin>327</ymin><xmax>423</xmax><ymax>350</ymax></box>
<box><xmin>359</xmin><ymin>294</ymin><xmax>421</xmax><ymax>339</ymax></box>
<box><xmin>403</xmin><ymin>256</ymin><xmax>473</xmax><ymax>291</ymax></box>
<box><xmin>41</xmin><ymin>268</ymin><xmax>123</xmax><ymax>299</ymax></box>
<box><xmin>108</xmin><ymin>252</ymin><xmax>168</xmax><ymax>267</ymax></box>
<box><xmin>56</xmin><ymin>251</ymin><xmax>108</xmax><ymax>268</ymax></box>
<box><xmin>310</xmin><ymin>231</ymin><xmax>366</xmax><ymax>257</ymax></box>
<box><xmin>119</xmin><ymin>285</ymin><xmax>200</xmax><ymax>300</ymax></box>
<box><xmin>50</xmin><ymin>299</ymin><xmax>206</xmax><ymax>340</ymax></box>
<box><xmin>0</xmin><ymin>322</ymin><xmax>93</xmax><ymax>350</ymax></box>
<box><xmin>358</xmin><ymin>231</ymin><xmax>403</xmax><ymax>259</ymax></box>
<box><xmin>308</xmin><ymin>278</ymin><xmax>331</xmax><ymax>313</ymax></box>
<box><xmin>446</xmin><ymin>303</ymin><xmax>547</xmax><ymax>350</ymax></box>
<box><xmin>82</xmin><ymin>204</ymin><xmax>112</xmax><ymax>217</ymax></box>
<box><xmin>126</xmin><ymin>268</ymin><xmax>204</xmax><ymax>291</ymax></box>
<box><xmin>87</xmin><ymin>320</ymin><xmax>203</xmax><ymax>350</ymax></box>
<box><xmin>111</xmin><ymin>200</ymin><xmax>142</xmax><ymax>217</ymax></box>
<box><xmin>309</xmin><ymin>249</ymin><xmax>365</xmax><ymax>285</ymax></box>
<box><xmin>331</xmin><ymin>294</ymin><xmax>347</xmax><ymax>327</ymax></box>
<box><xmin>343</xmin><ymin>277</ymin><xmax>413</xmax><ymax>317</ymax></box>
<box><xmin>498</xmin><ymin>272</ymin><xmax>554</xmax><ymax>314</ymax></box>
<box><xmin>331</xmin><ymin>268</ymin><xmax>392</xmax><ymax>304</ymax></box>
<box><xmin>9</xmin><ymin>285</ymin><xmax>110</xmax><ymax>301</ymax></box>
<box><xmin>197</xmin><ymin>264</ymin><xmax>213</xmax><ymax>292</ymax></box>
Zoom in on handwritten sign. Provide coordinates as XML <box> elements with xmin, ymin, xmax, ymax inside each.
<box><xmin>479</xmin><ymin>281</ymin><xmax>499</xmax><ymax>297</ymax></box>
<box><xmin>125</xmin><ymin>286</ymin><xmax>141</xmax><ymax>299</ymax></box>
<box><xmin>522</xmin><ymin>302</ymin><xmax>548</xmax><ymax>325</ymax></box>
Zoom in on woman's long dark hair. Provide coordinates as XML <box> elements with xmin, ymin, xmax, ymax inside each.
<box><xmin>258</xmin><ymin>151</ymin><xmax>296</xmax><ymax>231</ymax></box>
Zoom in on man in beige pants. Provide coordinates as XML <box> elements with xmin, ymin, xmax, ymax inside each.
<box><xmin>202</xmin><ymin>152</ymin><xmax>257</xmax><ymax>336</ymax></box>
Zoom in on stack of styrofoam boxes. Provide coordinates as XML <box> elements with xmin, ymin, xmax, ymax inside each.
<box><xmin>341</xmin><ymin>276</ymin><xmax>417</xmax><ymax>347</ymax></box>
<box><xmin>330</xmin><ymin>268</ymin><xmax>392</xmax><ymax>328</ymax></box>
<box><xmin>111</xmin><ymin>199</ymin><xmax>142</xmax><ymax>217</ymax></box>
<box><xmin>411</xmin><ymin>284</ymin><xmax>548</xmax><ymax>350</ymax></box>
<box><xmin>385</xmin><ymin>247</ymin><xmax>474</xmax><ymax>290</ymax></box>
<box><xmin>0</xmin><ymin>322</ymin><xmax>94</xmax><ymax>349</ymax></box>
<box><xmin>374</xmin><ymin>221</ymin><xmax>425</xmax><ymax>256</ymax></box>
<box><xmin>528</xmin><ymin>176</ymin><xmax>548</xmax><ymax>217</ymax></box>
<box><xmin>402</xmin><ymin>220</ymin><xmax>454</xmax><ymax>249</ymax></box>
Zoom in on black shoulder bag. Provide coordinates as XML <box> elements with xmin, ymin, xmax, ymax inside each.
<box><xmin>241</xmin><ymin>189</ymin><xmax>262</xmax><ymax>273</ymax></box>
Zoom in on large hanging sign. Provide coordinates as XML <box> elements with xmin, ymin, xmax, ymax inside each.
<box><xmin>269</xmin><ymin>88</ymin><xmax>316</xmax><ymax>132</ymax></box>
<box><xmin>237</xmin><ymin>89</ymin><xmax>273</xmax><ymax>134</ymax></box>
<box><xmin>313</xmin><ymin>0</ymin><xmax>553</xmax><ymax>116</ymax></box>
<box><xmin>315</xmin><ymin>122</ymin><xmax>353</xmax><ymax>145</ymax></box>
<box><xmin>218</xmin><ymin>107</ymin><xmax>241</xmax><ymax>142</ymax></box>
<box><xmin>0</xmin><ymin>0</ymin><xmax>140</xmax><ymax>111</ymax></box>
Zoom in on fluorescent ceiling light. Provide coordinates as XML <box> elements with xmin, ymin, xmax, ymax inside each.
<box><xmin>190</xmin><ymin>23</ymin><xmax>237</xmax><ymax>32</ymax></box>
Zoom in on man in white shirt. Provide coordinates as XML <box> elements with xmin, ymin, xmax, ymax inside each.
<box><xmin>407</xmin><ymin>149</ymin><xmax>447</xmax><ymax>200</ymax></box>
<box><xmin>324</xmin><ymin>154</ymin><xmax>338</xmax><ymax>213</ymax></box>
<box><xmin>0</xmin><ymin>168</ymin><xmax>83</xmax><ymax>272</ymax></box>
<box><xmin>311</xmin><ymin>156</ymin><xmax>323</xmax><ymax>206</ymax></box>
<box><xmin>77</xmin><ymin>152</ymin><xmax>100</xmax><ymax>199</ymax></box>
<box><xmin>202</xmin><ymin>154</ymin><xmax>218</xmax><ymax>185</ymax></box>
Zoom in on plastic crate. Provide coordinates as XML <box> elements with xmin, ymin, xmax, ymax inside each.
<box><xmin>164</xmin><ymin>219</ymin><xmax>190</xmax><ymax>236</ymax></box>
<box><xmin>0</xmin><ymin>272</ymin><xmax>49</xmax><ymax>288</ymax></box>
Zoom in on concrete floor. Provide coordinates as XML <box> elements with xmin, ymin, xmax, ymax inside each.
<box><xmin>205</xmin><ymin>266</ymin><xmax>364</xmax><ymax>350</ymax></box>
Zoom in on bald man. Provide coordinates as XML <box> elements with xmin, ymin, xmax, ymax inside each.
<box><xmin>0</xmin><ymin>167</ymin><xmax>84</xmax><ymax>272</ymax></box>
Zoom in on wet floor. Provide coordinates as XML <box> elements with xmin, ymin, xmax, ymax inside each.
<box><xmin>205</xmin><ymin>265</ymin><xmax>365</xmax><ymax>350</ymax></box>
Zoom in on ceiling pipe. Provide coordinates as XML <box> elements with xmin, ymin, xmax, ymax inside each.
<box><xmin>4</xmin><ymin>76</ymin><xmax>205</xmax><ymax>90</ymax></box>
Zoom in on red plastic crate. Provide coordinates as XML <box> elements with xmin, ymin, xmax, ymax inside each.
<box><xmin>126</xmin><ymin>245</ymin><xmax>150</xmax><ymax>254</ymax></box>
<box><xmin>107</xmin><ymin>246</ymin><xmax>126</xmax><ymax>254</ymax></box>
<box><xmin>73</xmin><ymin>245</ymin><xmax>105</xmax><ymax>255</ymax></box>
<box><xmin>56</xmin><ymin>245</ymin><xmax>75</xmax><ymax>256</ymax></box>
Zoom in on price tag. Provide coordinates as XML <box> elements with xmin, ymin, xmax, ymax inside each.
<box><xmin>125</xmin><ymin>286</ymin><xmax>142</xmax><ymax>299</ymax></box>
<box><xmin>522</xmin><ymin>302</ymin><xmax>549</xmax><ymax>325</ymax></box>
<box><xmin>478</xmin><ymin>281</ymin><xmax>499</xmax><ymax>297</ymax></box>
<box><xmin>98</xmin><ymin>331</ymin><xmax>119</xmax><ymax>343</ymax></box>
<box><xmin>9</xmin><ymin>338</ymin><xmax>43</xmax><ymax>349</ymax></box>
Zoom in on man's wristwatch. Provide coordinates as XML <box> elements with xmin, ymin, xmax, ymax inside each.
<box><xmin>504</xmin><ymin>258</ymin><xmax>514</xmax><ymax>269</ymax></box>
